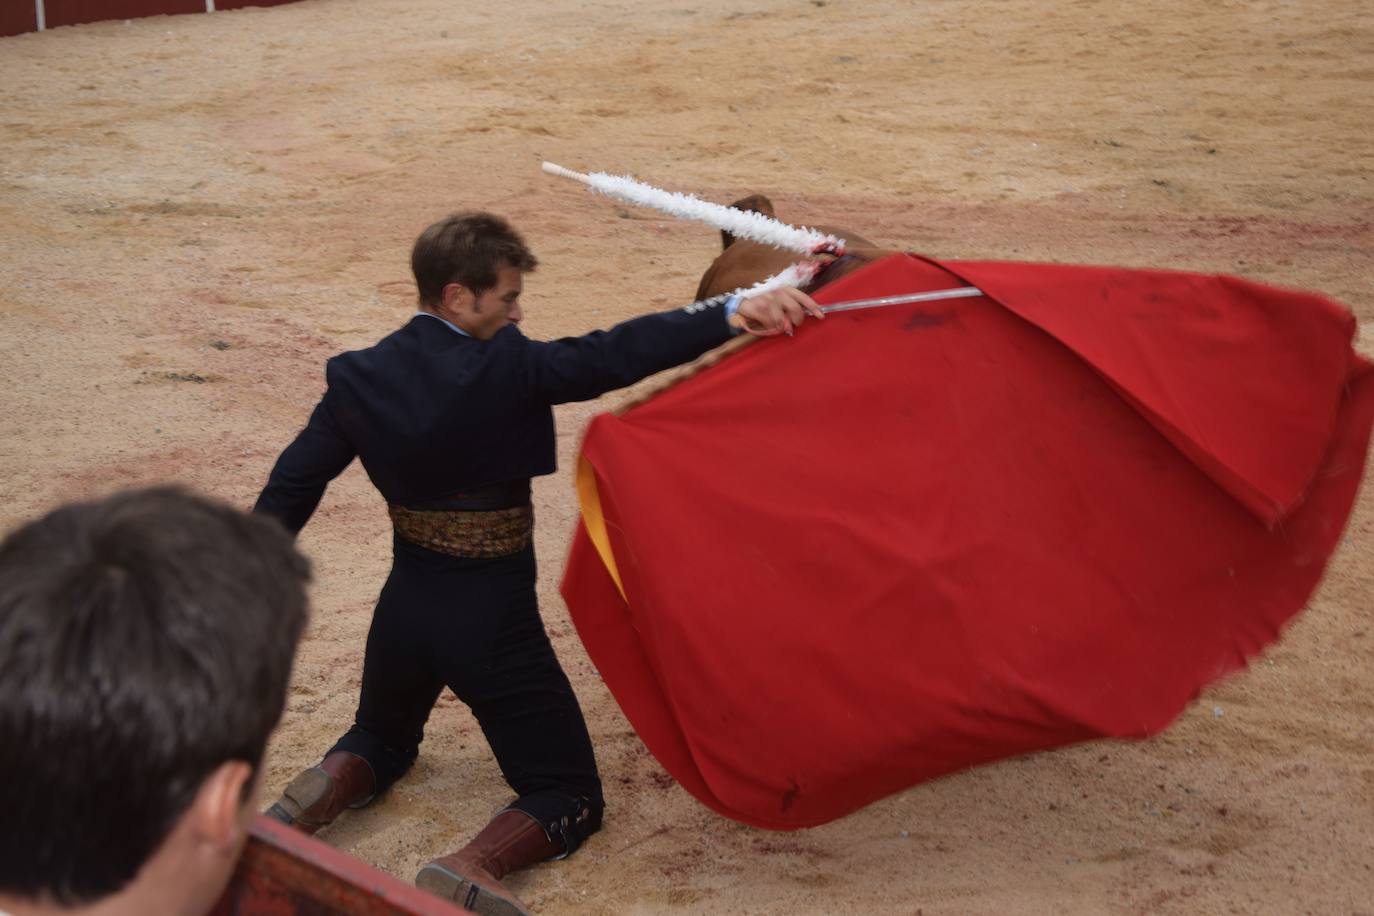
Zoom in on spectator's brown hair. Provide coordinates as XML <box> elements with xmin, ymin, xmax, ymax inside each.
<box><xmin>0</xmin><ymin>487</ymin><xmax>311</xmax><ymax>905</ymax></box>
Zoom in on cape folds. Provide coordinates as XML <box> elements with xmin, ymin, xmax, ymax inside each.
<box><xmin>561</xmin><ymin>253</ymin><xmax>1374</xmax><ymax>830</ymax></box>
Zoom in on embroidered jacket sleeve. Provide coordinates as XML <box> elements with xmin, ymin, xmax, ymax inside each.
<box><xmin>512</xmin><ymin>302</ymin><xmax>734</xmax><ymax>405</ymax></box>
<box><xmin>253</xmin><ymin>386</ymin><xmax>357</xmax><ymax>535</ymax></box>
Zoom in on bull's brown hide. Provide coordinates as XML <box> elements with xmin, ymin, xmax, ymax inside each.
<box><xmin>694</xmin><ymin>194</ymin><xmax>892</xmax><ymax>300</ymax></box>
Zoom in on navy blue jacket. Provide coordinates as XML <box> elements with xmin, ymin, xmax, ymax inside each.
<box><xmin>254</xmin><ymin>306</ymin><xmax>734</xmax><ymax>535</ymax></box>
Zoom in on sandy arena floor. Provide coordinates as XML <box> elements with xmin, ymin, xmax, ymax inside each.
<box><xmin>2</xmin><ymin>0</ymin><xmax>1372</xmax><ymax>912</ymax></box>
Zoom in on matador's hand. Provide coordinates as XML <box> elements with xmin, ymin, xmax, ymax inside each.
<box><xmin>733</xmin><ymin>287</ymin><xmax>824</xmax><ymax>338</ymax></box>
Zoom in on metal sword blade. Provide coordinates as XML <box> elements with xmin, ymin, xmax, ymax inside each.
<box><xmin>817</xmin><ymin>286</ymin><xmax>985</xmax><ymax>314</ymax></box>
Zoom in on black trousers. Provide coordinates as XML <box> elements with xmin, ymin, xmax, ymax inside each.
<box><xmin>330</xmin><ymin>536</ymin><xmax>604</xmax><ymax>851</ymax></box>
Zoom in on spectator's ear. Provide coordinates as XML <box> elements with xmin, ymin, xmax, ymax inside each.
<box><xmin>190</xmin><ymin>761</ymin><xmax>256</xmax><ymax>853</ymax></box>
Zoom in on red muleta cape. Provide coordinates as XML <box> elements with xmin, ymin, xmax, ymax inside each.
<box><xmin>561</xmin><ymin>253</ymin><xmax>1374</xmax><ymax>830</ymax></box>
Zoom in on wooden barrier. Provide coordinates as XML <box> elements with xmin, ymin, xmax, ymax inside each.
<box><xmin>210</xmin><ymin>815</ymin><xmax>472</xmax><ymax>916</ymax></box>
<box><xmin>0</xmin><ymin>3</ymin><xmax>38</xmax><ymax>35</ymax></box>
<box><xmin>1</xmin><ymin>0</ymin><xmax>304</xmax><ymax>37</ymax></box>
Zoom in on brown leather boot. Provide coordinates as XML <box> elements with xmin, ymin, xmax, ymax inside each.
<box><xmin>264</xmin><ymin>751</ymin><xmax>376</xmax><ymax>835</ymax></box>
<box><xmin>414</xmin><ymin>810</ymin><xmax>565</xmax><ymax>915</ymax></box>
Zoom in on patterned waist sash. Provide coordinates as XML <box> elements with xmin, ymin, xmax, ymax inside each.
<box><xmin>388</xmin><ymin>504</ymin><xmax>533</xmax><ymax>558</ymax></box>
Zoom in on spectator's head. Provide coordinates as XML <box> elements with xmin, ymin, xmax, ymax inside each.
<box><xmin>0</xmin><ymin>487</ymin><xmax>311</xmax><ymax>916</ymax></box>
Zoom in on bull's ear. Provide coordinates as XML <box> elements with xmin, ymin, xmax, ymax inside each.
<box><xmin>722</xmin><ymin>194</ymin><xmax>777</xmax><ymax>249</ymax></box>
<box><xmin>728</xmin><ymin>194</ymin><xmax>775</xmax><ymax>216</ymax></box>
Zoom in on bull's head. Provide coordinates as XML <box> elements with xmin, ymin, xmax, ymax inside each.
<box><xmin>721</xmin><ymin>194</ymin><xmax>778</xmax><ymax>250</ymax></box>
<box><xmin>697</xmin><ymin>196</ymin><xmax>889</xmax><ymax>301</ymax></box>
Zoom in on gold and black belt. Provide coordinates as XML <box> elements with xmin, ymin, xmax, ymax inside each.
<box><xmin>388</xmin><ymin>504</ymin><xmax>533</xmax><ymax>559</ymax></box>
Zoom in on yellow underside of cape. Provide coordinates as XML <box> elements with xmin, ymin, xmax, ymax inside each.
<box><xmin>575</xmin><ymin>454</ymin><xmax>627</xmax><ymax>600</ymax></box>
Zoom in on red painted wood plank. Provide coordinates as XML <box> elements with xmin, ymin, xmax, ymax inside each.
<box><xmin>43</xmin><ymin>0</ymin><xmax>205</xmax><ymax>29</ymax></box>
<box><xmin>0</xmin><ymin>2</ymin><xmax>39</xmax><ymax>38</ymax></box>
<box><xmin>210</xmin><ymin>815</ymin><xmax>471</xmax><ymax>916</ymax></box>
<box><xmin>0</xmin><ymin>0</ymin><xmax>306</xmax><ymax>36</ymax></box>
<box><xmin>216</xmin><ymin>0</ymin><xmax>303</xmax><ymax>9</ymax></box>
